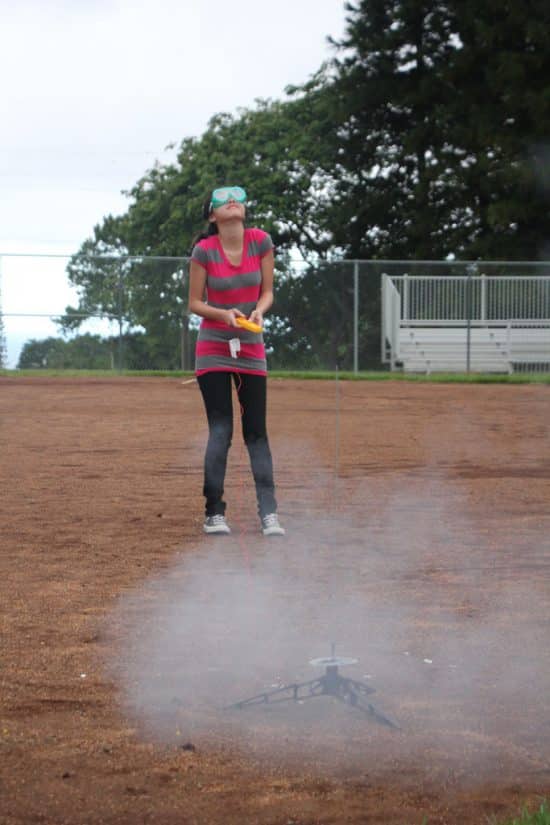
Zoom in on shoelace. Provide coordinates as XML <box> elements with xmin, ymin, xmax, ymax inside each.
<box><xmin>263</xmin><ymin>514</ymin><xmax>278</xmax><ymax>527</ymax></box>
<box><xmin>210</xmin><ymin>515</ymin><xmax>226</xmax><ymax>525</ymax></box>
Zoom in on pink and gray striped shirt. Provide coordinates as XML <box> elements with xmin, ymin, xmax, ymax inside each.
<box><xmin>191</xmin><ymin>227</ymin><xmax>273</xmax><ymax>376</ymax></box>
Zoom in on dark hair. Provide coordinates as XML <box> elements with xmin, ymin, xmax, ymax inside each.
<box><xmin>189</xmin><ymin>196</ymin><xmax>218</xmax><ymax>253</ymax></box>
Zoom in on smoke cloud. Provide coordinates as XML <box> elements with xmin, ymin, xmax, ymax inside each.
<box><xmin>105</xmin><ymin>464</ymin><xmax>550</xmax><ymax>783</ymax></box>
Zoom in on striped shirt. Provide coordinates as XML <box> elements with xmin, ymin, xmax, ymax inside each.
<box><xmin>191</xmin><ymin>227</ymin><xmax>273</xmax><ymax>376</ymax></box>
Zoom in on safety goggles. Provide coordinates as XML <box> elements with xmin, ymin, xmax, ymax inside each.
<box><xmin>210</xmin><ymin>186</ymin><xmax>247</xmax><ymax>210</ymax></box>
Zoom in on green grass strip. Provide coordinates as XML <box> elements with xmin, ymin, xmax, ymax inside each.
<box><xmin>2</xmin><ymin>368</ymin><xmax>550</xmax><ymax>384</ymax></box>
<box><xmin>269</xmin><ymin>370</ymin><xmax>550</xmax><ymax>383</ymax></box>
<box><xmin>493</xmin><ymin>800</ymin><xmax>550</xmax><ymax>825</ymax></box>
<box><xmin>0</xmin><ymin>369</ymin><xmax>194</xmax><ymax>378</ymax></box>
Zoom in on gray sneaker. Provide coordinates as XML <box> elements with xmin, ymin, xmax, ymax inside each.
<box><xmin>261</xmin><ymin>513</ymin><xmax>285</xmax><ymax>536</ymax></box>
<box><xmin>203</xmin><ymin>515</ymin><xmax>231</xmax><ymax>535</ymax></box>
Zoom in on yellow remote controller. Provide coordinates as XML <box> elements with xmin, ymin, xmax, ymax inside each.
<box><xmin>235</xmin><ymin>317</ymin><xmax>263</xmax><ymax>333</ymax></box>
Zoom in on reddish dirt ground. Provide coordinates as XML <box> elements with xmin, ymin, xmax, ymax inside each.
<box><xmin>1</xmin><ymin>376</ymin><xmax>549</xmax><ymax>824</ymax></box>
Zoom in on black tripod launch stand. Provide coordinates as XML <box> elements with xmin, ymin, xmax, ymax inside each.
<box><xmin>227</xmin><ymin>644</ymin><xmax>398</xmax><ymax>729</ymax></box>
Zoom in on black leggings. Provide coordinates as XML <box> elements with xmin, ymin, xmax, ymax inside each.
<box><xmin>197</xmin><ymin>372</ymin><xmax>277</xmax><ymax>518</ymax></box>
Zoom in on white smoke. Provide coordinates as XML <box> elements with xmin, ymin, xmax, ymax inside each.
<box><xmin>104</xmin><ymin>452</ymin><xmax>550</xmax><ymax>782</ymax></box>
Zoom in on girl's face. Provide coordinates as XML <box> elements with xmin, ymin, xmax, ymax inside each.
<box><xmin>210</xmin><ymin>199</ymin><xmax>246</xmax><ymax>224</ymax></box>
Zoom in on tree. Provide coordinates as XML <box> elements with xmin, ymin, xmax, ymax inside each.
<box><xmin>61</xmin><ymin>0</ymin><xmax>550</xmax><ymax>371</ymax></box>
<box><xmin>58</xmin><ymin>96</ymin><xmax>339</xmax><ymax>366</ymax></box>
<box><xmin>448</xmin><ymin>0</ymin><xmax>550</xmax><ymax>259</ymax></box>
<box><xmin>293</xmin><ymin>0</ymin><xmax>470</xmax><ymax>260</ymax></box>
<box><xmin>320</xmin><ymin>0</ymin><xmax>550</xmax><ymax>260</ymax></box>
<box><xmin>17</xmin><ymin>335</ymin><xmax>109</xmax><ymax>369</ymax></box>
<box><xmin>16</xmin><ymin>332</ymin><xmax>182</xmax><ymax>370</ymax></box>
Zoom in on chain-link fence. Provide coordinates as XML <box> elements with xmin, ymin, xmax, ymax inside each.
<box><xmin>1</xmin><ymin>254</ymin><xmax>549</xmax><ymax>373</ymax></box>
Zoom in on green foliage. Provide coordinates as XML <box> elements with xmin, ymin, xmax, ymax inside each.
<box><xmin>309</xmin><ymin>0</ymin><xmax>472</xmax><ymax>259</ymax></box>
<box><xmin>448</xmin><ymin>1</ymin><xmax>550</xmax><ymax>259</ymax></box>
<box><xmin>268</xmin><ymin>262</ymin><xmax>379</xmax><ymax>370</ymax></box>
<box><xmin>58</xmin><ymin>96</ymin><xmax>337</xmax><ymax>364</ymax></box>
<box><xmin>113</xmin><ymin>97</ymin><xmax>336</xmax><ymax>259</ymax></box>
<box><xmin>493</xmin><ymin>800</ymin><xmax>550</xmax><ymax>825</ymax></box>
<box><xmin>16</xmin><ymin>332</ymin><xmax>187</xmax><ymax>371</ymax></box>
<box><xmin>17</xmin><ymin>335</ymin><xmax>111</xmax><ymax>370</ymax></box>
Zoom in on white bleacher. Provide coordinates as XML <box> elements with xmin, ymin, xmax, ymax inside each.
<box><xmin>508</xmin><ymin>325</ymin><xmax>550</xmax><ymax>367</ymax></box>
<box><xmin>399</xmin><ymin>327</ymin><xmax>509</xmax><ymax>373</ymax></box>
<box><xmin>381</xmin><ymin>272</ymin><xmax>550</xmax><ymax>373</ymax></box>
<box><xmin>397</xmin><ymin>325</ymin><xmax>550</xmax><ymax>373</ymax></box>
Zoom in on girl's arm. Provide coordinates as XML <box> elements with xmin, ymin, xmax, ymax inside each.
<box><xmin>188</xmin><ymin>260</ymin><xmax>244</xmax><ymax>327</ymax></box>
<box><xmin>249</xmin><ymin>250</ymin><xmax>274</xmax><ymax>326</ymax></box>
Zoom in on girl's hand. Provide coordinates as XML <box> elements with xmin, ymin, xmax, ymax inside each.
<box><xmin>249</xmin><ymin>309</ymin><xmax>264</xmax><ymax>328</ymax></box>
<box><xmin>224</xmin><ymin>308</ymin><xmax>244</xmax><ymax>327</ymax></box>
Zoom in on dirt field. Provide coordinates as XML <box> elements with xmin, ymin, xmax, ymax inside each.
<box><xmin>1</xmin><ymin>375</ymin><xmax>549</xmax><ymax>825</ymax></box>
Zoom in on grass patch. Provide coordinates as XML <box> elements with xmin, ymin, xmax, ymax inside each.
<box><xmin>493</xmin><ymin>800</ymin><xmax>550</xmax><ymax>825</ymax></box>
<box><xmin>0</xmin><ymin>369</ymin><xmax>194</xmax><ymax>378</ymax></box>
<box><xmin>1</xmin><ymin>368</ymin><xmax>550</xmax><ymax>384</ymax></box>
<box><xmin>269</xmin><ymin>370</ymin><xmax>550</xmax><ymax>383</ymax></box>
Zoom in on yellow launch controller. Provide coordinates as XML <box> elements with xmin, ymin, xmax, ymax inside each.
<box><xmin>235</xmin><ymin>317</ymin><xmax>263</xmax><ymax>333</ymax></box>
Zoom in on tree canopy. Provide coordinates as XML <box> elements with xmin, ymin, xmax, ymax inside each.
<box><xmin>16</xmin><ymin>332</ymin><xmax>175</xmax><ymax>371</ymax></box>
<box><xmin>53</xmin><ymin>0</ymin><xmax>550</xmax><ymax>369</ymax></box>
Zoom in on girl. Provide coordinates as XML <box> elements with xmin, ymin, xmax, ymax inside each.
<box><xmin>188</xmin><ymin>186</ymin><xmax>285</xmax><ymax>537</ymax></box>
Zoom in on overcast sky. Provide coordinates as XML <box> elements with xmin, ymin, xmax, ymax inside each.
<box><xmin>1</xmin><ymin>0</ymin><xmax>346</xmax><ymax>252</ymax></box>
<box><xmin>0</xmin><ymin>0</ymin><xmax>347</xmax><ymax>365</ymax></box>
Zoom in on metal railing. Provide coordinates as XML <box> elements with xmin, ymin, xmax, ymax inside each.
<box><xmin>396</xmin><ymin>274</ymin><xmax>550</xmax><ymax>323</ymax></box>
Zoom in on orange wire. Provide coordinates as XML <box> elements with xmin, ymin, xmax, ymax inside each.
<box><xmin>233</xmin><ymin>372</ymin><xmax>252</xmax><ymax>575</ymax></box>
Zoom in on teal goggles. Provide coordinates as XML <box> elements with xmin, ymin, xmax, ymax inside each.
<box><xmin>210</xmin><ymin>186</ymin><xmax>247</xmax><ymax>210</ymax></box>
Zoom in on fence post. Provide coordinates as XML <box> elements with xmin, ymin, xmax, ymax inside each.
<box><xmin>0</xmin><ymin>255</ymin><xmax>7</xmax><ymax>369</ymax></box>
<box><xmin>393</xmin><ymin>285</ymin><xmax>401</xmax><ymax>371</ymax></box>
<box><xmin>466</xmin><ymin>264</ymin><xmax>476</xmax><ymax>373</ymax></box>
<box><xmin>403</xmin><ymin>273</ymin><xmax>409</xmax><ymax>322</ymax></box>
<box><xmin>506</xmin><ymin>320</ymin><xmax>512</xmax><ymax>374</ymax></box>
<box><xmin>182</xmin><ymin>261</ymin><xmax>191</xmax><ymax>371</ymax></box>
<box><xmin>181</xmin><ymin>314</ymin><xmax>189</xmax><ymax>371</ymax></box>
<box><xmin>117</xmin><ymin>267</ymin><xmax>123</xmax><ymax>372</ymax></box>
<box><xmin>381</xmin><ymin>272</ymin><xmax>387</xmax><ymax>365</ymax></box>
<box><xmin>353</xmin><ymin>260</ymin><xmax>359</xmax><ymax>373</ymax></box>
